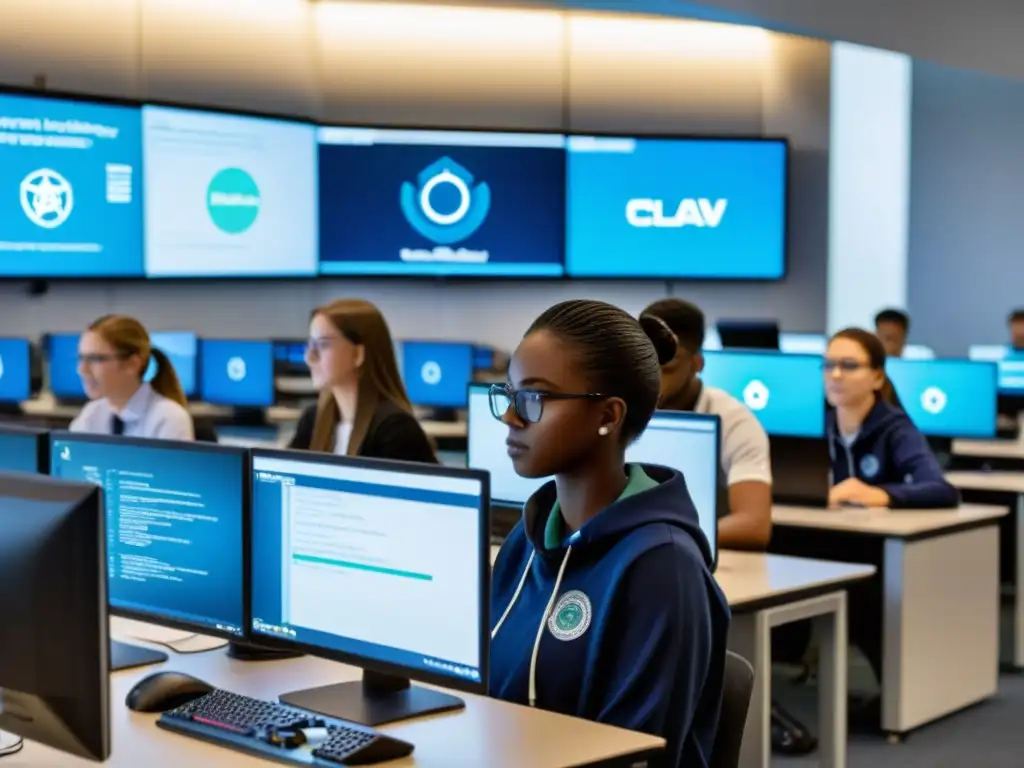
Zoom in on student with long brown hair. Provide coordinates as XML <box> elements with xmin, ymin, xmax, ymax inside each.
<box><xmin>289</xmin><ymin>299</ymin><xmax>437</xmax><ymax>463</ymax></box>
<box><xmin>70</xmin><ymin>314</ymin><xmax>194</xmax><ymax>440</ymax></box>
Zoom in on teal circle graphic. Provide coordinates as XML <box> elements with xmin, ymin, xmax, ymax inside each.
<box><xmin>207</xmin><ymin>168</ymin><xmax>261</xmax><ymax>234</ymax></box>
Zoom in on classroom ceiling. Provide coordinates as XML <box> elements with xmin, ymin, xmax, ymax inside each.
<box><xmin>529</xmin><ymin>0</ymin><xmax>1024</xmax><ymax>82</ymax></box>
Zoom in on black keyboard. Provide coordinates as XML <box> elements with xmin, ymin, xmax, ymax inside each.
<box><xmin>157</xmin><ymin>689</ymin><xmax>414</xmax><ymax>765</ymax></box>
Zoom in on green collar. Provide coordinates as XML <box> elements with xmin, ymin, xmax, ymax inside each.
<box><xmin>543</xmin><ymin>465</ymin><xmax>658</xmax><ymax>549</ymax></box>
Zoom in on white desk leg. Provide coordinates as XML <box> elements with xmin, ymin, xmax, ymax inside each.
<box><xmin>1015</xmin><ymin>494</ymin><xmax>1024</xmax><ymax>669</ymax></box>
<box><xmin>728</xmin><ymin>611</ymin><xmax>770</xmax><ymax>768</ymax></box>
<box><xmin>812</xmin><ymin>594</ymin><xmax>848</xmax><ymax>768</ymax></box>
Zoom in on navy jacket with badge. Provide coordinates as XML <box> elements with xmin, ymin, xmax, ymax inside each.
<box><xmin>489</xmin><ymin>464</ymin><xmax>730</xmax><ymax>768</ymax></box>
<box><xmin>827</xmin><ymin>400</ymin><xmax>960</xmax><ymax>508</ymax></box>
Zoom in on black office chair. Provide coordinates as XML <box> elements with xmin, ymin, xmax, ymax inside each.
<box><xmin>192</xmin><ymin>417</ymin><xmax>219</xmax><ymax>444</ymax></box>
<box><xmin>711</xmin><ymin>651</ymin><xmax>755</xmax><ymax>768</ymax></box>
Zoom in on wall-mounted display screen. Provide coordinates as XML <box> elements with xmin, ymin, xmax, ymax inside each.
<box><xmin>317</xmin><ymin>127</ymin><xmax>566</xmax><ymax>277</ymax></box>
<box><xmin>0</xmin><ymin>93</ymin><xmax>143</xmax><ymax>277</ymax></box>
<box><xmin>142</xmin><ymin>106</ymin><xmax>317</xmax><ymax>278</ymax></box>
<box><xmin>565</xmin><ymin>136</ymin><xmax>787</xmax><ymax>279</ymax></box>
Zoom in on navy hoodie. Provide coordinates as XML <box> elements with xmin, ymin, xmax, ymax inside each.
<box><xmin>489</xmin><ymin>464</ymin><xmax>730</xmax><ymax>768</ymax></box>
<box><xmin>827</xmin><ymin>400</ymin><xmax>960</xmax><ymax>508</ymax></box>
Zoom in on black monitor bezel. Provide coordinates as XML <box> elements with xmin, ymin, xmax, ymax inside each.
<box><xmin>0</xmin><ymin>424</ymin><xmax>50</xmax><ymax>474</ymax></box>
<box><xmin>47</xmin><ymin>431</ymin><xmax>251</xmax><ymax>642</ymax></box>
<box><xmin>197</xmin><ymin>339</ymin><xmax>276</xmax><ymax>408</ymax></box>
<box><xmin>885</xmin><ymin>356</ymin><xmax>1000</xmax><ymax>440</ymax></box>
<box><xmin>248</xmin><ymin>447</ymin><xmax>491</xmax><ymax>696</ymax></box>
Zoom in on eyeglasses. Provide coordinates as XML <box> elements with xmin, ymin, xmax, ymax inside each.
<box><xmin>306</xmin><ymin>336</ymin><xmax>340</xmax><ymax>355</ymax></box>
<box><xmin>488</xmin><ymin>383</ymin><xmax>604</xmax><ymax>424</ymax></box>
<box><xmin>77</xmin><ymin>353</ymin><xmax>126</xmax><ymax>366</ymax></box>
<box><xmin>822</xmin><ymin>359</ymin><xmax>871</xmax><ymax>373</ymax></box>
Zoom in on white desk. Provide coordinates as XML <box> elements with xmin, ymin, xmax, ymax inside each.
<box><xmin>953</xmin><ymin>438</ymin><xmax>1024</xmax><ymax>460</ymax></box>
<box><xmin>772</xmin><ymin>503</ymin><xmax>1007</xmax><ymax>738</ymax></box>
<box><xmin>946</xmin><ymin>471</ymin><xmax>1024</xmax><ymax>668</ymax></box>
<box><xmin>8</xmin><ymin>621</ymin><xmax>663</xmax><ymax>767</ymax></box>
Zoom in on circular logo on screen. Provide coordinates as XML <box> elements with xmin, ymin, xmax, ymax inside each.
<box><xmin>207</xmin><ymin>168</ymin><xmax>261</xmax><ymax>234</ymax></box>
<box><xmin>860</xmin><ymin>454</ymin><xmax>880</xmax><ymax>479</ymax></box>
<box><xmin>420</xmin><ymin>361</ymin><xmax>442</xmax><ymax>386</ymax></box>
<box><xmin>20</xmin><ymin>168</ymin><xmax>74</xmax><ymax>229</ymax></box>
<box><xmin>742</xmin><ymin>379</ymin><xmax>770</xmax><ymax>412</ymax></box>
<box><xmin>226</xmin><ymin>356</ymin><xmax>247</xmax><ymax>382</ymax></box>
<box><xmin>548</xmin><ymin>590</ymin><xmax>592</xmax><ymax>642</ymax></box>
<box><xmin>920</xmin><ymin>386</ymin><xmax>948</xmax><ymax>415</ymax></box>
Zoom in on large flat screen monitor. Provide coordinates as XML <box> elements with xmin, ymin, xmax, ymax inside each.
<box><xmin>969</xmin><ymin>345</ymin><xmax>1024</xmax><ymax>395</ymax></box>
<box><xmin>0</xmin><ymin>472</ymin><xmax>109</xmax><ymax>760</ymax></box>
<box><xmin>46</xmin><ymin>332</ymin><xmax>86</xmax><ymax>401</ymax></box>
<box><xmin>701</xmin><ymin>350</ymin><xmax>825</xmax><ymax>438</ymax></box>
<box><xmin>0</xmin><ymin>425</ymin><xmax>48</xmax><ymax>473</ymax></box>
<box><xmin>0</xmin><ymin>337</ymin><xmax>31</xmax><ymax>402</ymax></box>
<box><xmin>0</xmin><ymin>91</ymin><xmax>143</xmax><ymax>278</ymax></box>
<box><xmin>142</xmin><ymin>105</ymin><xmax>317</xmax><ymax>278</ymax></box>
<box><xmin>467</xmin><ymin>384</ymin><xmax>720</xmax><ymax>561</ymax></box>
<box><xmin>565</xmin><ymin>136</ymin><xmax>787</xmax><ymax>279</ymax></box>
<box><xmin>199</xmin><ymin>339</ymin><xmax>274</xmax><ymax>407</ymax></box>
<box><xmin>250</xmin><ymin>450</ymin><xmax>489</xmax><ymax>726</ymax></box>
<box><xmin>49</xmin><ymin>433</ymin><xmax>248</xmax><ymax>670</ymax></box>
<box><xmin>317</xmin><ymin>127</ymin><xmax>566</xmax><ymax>277</ymax></box>
<box><xmin>401</xmin><ymin>340</ymin><xmax>474</xmax><ymax>409</ymax></box>
<box><xmin>886</xmin><ymin>358</ymin><xmax>997</xmax><ymax>439</ymax></box>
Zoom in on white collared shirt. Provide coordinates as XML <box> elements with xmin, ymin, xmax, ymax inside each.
<box><xmin>70</xmin><ymin>382</ymin><xmax>194</xmax><ymax>441</ymax></box>
<box><xmin>695</xmin><ymin>385</ymin><xmax>773</xmax><ymax>486</ymax></box>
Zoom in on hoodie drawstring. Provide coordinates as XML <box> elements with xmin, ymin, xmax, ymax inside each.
<box><xmin>490</xmin><ymin>546</ymin><xmax>574</xmax><ymax>708</ymax></box>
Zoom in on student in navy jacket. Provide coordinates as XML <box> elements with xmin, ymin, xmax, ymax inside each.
<box><xmin>488</xmin><ymin>300</ymin><xmax>730</xmax><ymax>768</ymax></box>
<box><xmin>824</xmin><ymin>328</ymin><xmax>959</xmax><ymax>509</ymax></box>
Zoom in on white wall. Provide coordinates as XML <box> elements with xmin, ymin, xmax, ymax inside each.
<box><xmin>0</xmin><ymin>2</ymin><xmax>832</xmax><ymax>351</ymax></box>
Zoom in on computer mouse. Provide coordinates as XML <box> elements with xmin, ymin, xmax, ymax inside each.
<box><xmin>125</xmin><ymin>671</ymin><xmax>215</xmax><ymax>713</ymax></box>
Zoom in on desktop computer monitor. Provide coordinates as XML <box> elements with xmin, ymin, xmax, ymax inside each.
<box><xmin>886</xmin><ymin>358</ymin><xmax>998</xmax><ymax>439</ymax></box>
<box><xmin>716</xmin><ymin>320</ymin><xmax>779</xmax><ymax>350</ymax></box>
<box><xmin>467</xmin><ymin>384</ymin><xmax>721</xmax><ymax>562</ymax></box>
<box><xmin>147</xmin><ymin>331</ymin><xmax>198</xmax><ymax>398</ymax></box>
<box><xmin>0</xmin><ymin>337</ymin><xmax>31</xmax><ymax>403</ymax></box>
<box><xmin>49</xmin><ymin>433</ymin><xmax>248</xmax><ymax>671</ymax></box>
<box><xmin>969</xmin><ymin>344</ymin><xmax>1024</xmax><ymax>393</ymax></box>
<box><xmin>0</xmin><ymin>472</ymin><xmax>109</xmax><ymax>760</ymax></box>
<box><xmin>700</xmin><ymin>350</ymin><xmax>825</xmax><ymax>438</ymax></box>
<box><xmin>401</xmin><ymin>340</ymin><xmax>474</xmax><ymax>409</ymax></box>
<box><xmin>0</xmin><ymin>425</ymin><xmax>48</xmax><ymax>474</ymax></box>
<box><xmin>249</xmin><ymin>449</ymin><xmax>489</xmax><ymax>726</ymax></box>
<box><xmin>199</xmin><ymin>339</ymin><xmax>275</xmax><ymax>407</ymax></box>
<box><xmin>45</xmin><ymin>333</ymin><xmax>87</xmax><ymax>401</ymax></box>
<box><xmin>273</xmin><ymin>338</ymin><xmax>310</xmax><ymax>376</ymax></box>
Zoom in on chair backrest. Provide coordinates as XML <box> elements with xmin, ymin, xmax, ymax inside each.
<box><xmin>710</xmin><ymin>651</ymin><xmax>755</xmax><ymax>768</ymax></box>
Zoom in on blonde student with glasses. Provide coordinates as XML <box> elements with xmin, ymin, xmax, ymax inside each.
<box><xmin>70</xmin><ymin>314</ymin><xmax>193</xmax><ymax>440</ymax></box>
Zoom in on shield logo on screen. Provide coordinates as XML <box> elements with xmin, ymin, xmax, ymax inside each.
<box><xmin>20</xmin><ymin>168</ymin><xmax>74</xmax><ymax>229</ymax></box>
<box><xmin>400</xmin><ymin>157</ymin><xmax>490</xmax><ymax>245</ymax></box>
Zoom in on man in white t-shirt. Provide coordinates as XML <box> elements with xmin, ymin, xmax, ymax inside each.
<box><xmin>641</xmin><ymin>299</ymin><xmax>773</xmax><ymax>550</ymax></box>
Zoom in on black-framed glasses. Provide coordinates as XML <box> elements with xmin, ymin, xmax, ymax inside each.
<box><xmin>821</xmin><ymin>359</ymin><xmax>870</xmax><ymax>373</ymax></box>
<box><xmin>488</xmin><ymin>383</ymin><xmax>604</xmax><ymax>424</ymax></box>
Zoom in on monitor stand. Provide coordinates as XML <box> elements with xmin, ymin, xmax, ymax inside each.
<box><xmin>231</xmin><ymin>407</ymin><xmax>270</xmax><ymax>427</ymax></box>
<box><xmin>227</xmin><ymin>640</ymin><xmax>305</xmax><ymax>662</ymax></box>
<box><xmin>279</xmin><ymin>669</ymin><xmax>465</xmax><ymax>727</ymax></box>
<box><xmin>111</xmin><ymin>639</ymin><xmax>168</xmax><ymax>671</ymax></box>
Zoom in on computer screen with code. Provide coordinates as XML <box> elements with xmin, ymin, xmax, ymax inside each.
<box><xmin>49</xmin><ymin>434</ymin><xmax>246</xmax><ymax>637</ymax></box>
<box><xmin>250</xmin><ymin>454</ymin><xmax>485</xmax><ymax>687</ymax></box>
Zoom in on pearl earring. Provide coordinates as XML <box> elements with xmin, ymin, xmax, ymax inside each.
<box><xmin>598</xmin><ymin>426</ymin><xmax>610</xmax><ymax>436</ymax></box>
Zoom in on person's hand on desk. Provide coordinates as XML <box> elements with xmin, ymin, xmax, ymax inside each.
<box><xmin>828</xmin><ymin>478</ymin><xmax>890</xmax><ymax>509</ymax></box>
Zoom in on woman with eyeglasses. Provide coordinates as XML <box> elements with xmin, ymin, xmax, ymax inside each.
<box><xmin>824</xmin><ymin>328</ymin><xmax>957</xmax><ymax>509</ymax></box>
<box><xmin>488</xmin><ymin>300</ymin><xmax>729</xmax><ymax>768</ymax></box>
<box><xmin>70</xmin><ymin>314</ymin><xmax>193</xmax><ymax>440</ymax></box>
<box><xmin>288</xmin><ymin>298</ymin><xmax>437</xmax><ymax>463</ymax></box>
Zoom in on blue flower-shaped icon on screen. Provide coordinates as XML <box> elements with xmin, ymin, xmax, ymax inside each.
<box><xmin>400</xmin><ymin>157</ymin><xmax>491</xmax><ymax>245</ymax></box>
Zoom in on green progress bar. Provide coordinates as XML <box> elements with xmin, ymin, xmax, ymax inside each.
<box><xmin>293</xmin><ymin>554</ymin><xmax>433</xmax><ymax>581</ymax></box>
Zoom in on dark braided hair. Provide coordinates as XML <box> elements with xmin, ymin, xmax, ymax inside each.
<box><xmin>526</xmin><ymin>300</ymin><xmax>677</xmax><ymax>443</ymax></box>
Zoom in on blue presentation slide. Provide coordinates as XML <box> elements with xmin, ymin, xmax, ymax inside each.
<box><xmin>701</xmin><ymin>351</ymin><xmax>825</xmax><ymax>437</ymax></box>
<box><xmin>47</xmin><ymin>333</ymin><xmax>86</xmax><ymax>400</ymax></box>
<box><xmin>887</xmin><ymin>359</ymin><xmax>997</xmax><ymax>438</ymax></box>
<box><xmin>250</xmin><ymin>454</ymin><xmax>483</xmax><ymax>685</ymax></box>
<box><xmin>0</xmin><ymin>93</ymin><xmax>143</xmax><ymax>277</ymax></box>
<box><xmin>318</xmin><ymin>127</ymin><xmax>566</xmax><ymax>277</ymax></box>
<box><xmin>142</xmin><ymin>106</ymin><xmax>318</xmax><ymax>278</ymax></box>
<box><xmin>566</xmin><ymin>137</ymin><xmax>787</xmax><ymax>278</ymax></box>
<box><xmin>199</xmin><ymin>339</ymin><xmax>274</xmax><ymax>407</ymax></box>
<box><xmin>50</xmin><ymin>437</ymin><xmax>245</xmax><ymax>635</ymax></box>
<box><xmin>0</xmin><ymin>432</ymin><xmax>42</xmax><ymax>473</ymax></box>
<box><xmin>0</xmin><ymin>338</ymin><xmax>31</xmax><ymax>402</ymax></box>
<box><xmin>402</xmin><ymin>341</ymin><xmax>474</xmax><ymax>408</ymax></box>
<box><xmin>146</xmin><ymin>331</ymin><xmax>197</xmax><ymax>398</ymax></box>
